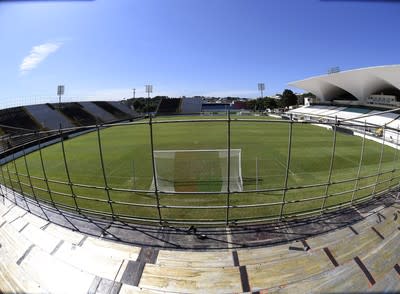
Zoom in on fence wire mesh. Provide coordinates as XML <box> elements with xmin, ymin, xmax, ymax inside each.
<box><xmin>0</xmin><ymin>112</ymin><xmax>399</xmax><ymax>226</ymax></box>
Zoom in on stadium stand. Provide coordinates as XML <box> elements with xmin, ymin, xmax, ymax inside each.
<box><xmin>334</xmin><ymin>107</ymin><xmax>371</xmax><ymax>120</ymax></box>
<box><xmin>157</xmin><ymin>98</ymin><xmax>182</xmax><ymax>115</ymax></box>
<box><xmin>288</xmin><ymin>105</ymin><xmax>346</xmax><ymax>120</ymax></box>
<box><xmin>201</xmin><ymin>103</ymin><xmax>230</xmax><ymax>113</ymax></box>
<box><xmin>93</xmin><ymin>101</ymin><xmax>135</xmax><ymax>120</ymax></box>
<box><xmin>0</xmin><ymin>107</ymin><xmax>42</xmax><ymax>132</ymax></box>
<box><xmin>78</xmin><ymin>102</ymin><xmax>118</xmax><ymax>123</ymax></box>
<box><xmin>0</xmin><ymin>107</ymin><xmax>48</xmax><ymax>150</ymax></box>
<box><xmin>54</xmin><ymin>102</ymin><xmax>101</xmax><ymax>126</ymax></box>
<box><xmin>0</xmin><ymin>101</ymin><xmax>138</xmax><ymax>158</ymax></box>
<box><xmin>179</xmin><ymin>97</ymin><xmax>203</xmax><ymax>114</ymax></box>
<box><xmin>287</xmin><ymin>105</ymin><xmax>400</xmax><ymax>147</ymax></box>
<box><xmin>354</xmin><ymin>110</ymin><xmax>400</xmax><ymax>126</ymax></box>
<box><xmin>0</xmin><ymin>191</ymin><xmax>398</xmax><ymax>293</ymax></box>
<box><xmin>25</xmin><ymin>104</ymin><xmax>74</xmax><ymax>130</ymax></box>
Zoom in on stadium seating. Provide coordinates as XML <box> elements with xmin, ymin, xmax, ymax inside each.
<box><xmin>94</xmin><ymin>101</ymin><xmax>135</xmax><ymax>120</ymax></box>
<box><xmin>157</xmin><ymin>98</ymin><xmax>182</xmax><ymax>114</ymax></box>
<box><xmin>179</xmin><ymin>97</ymin><xmax>203</xmax><ymax>114</ymax></box>
<box><xmin>0</xmin><ymin>107</ymin><xmax>49</xmax><ymax>151</ymax></box>
<box><xmin>0</xmin><ymin>189</ymin><xmax>398</xmax><ymax>293</ymax></box>
<box><xmin>54</xmin><ymin>102</ymin><xmax>101</xmax><ymax>126</ymax></box>
<box><xmin>201</xmin><ymin>103</ymin><xmax>230</xmax><ymax>113</ymax></box>
<box><xmin>287</xmin><ymin>105</ymin><xmax>400</xmax><ymax>145</ymax></box>
<box><xmin>0</xmin><ymin>102</ymin><xmax>138</xmax><ymax>157</ymax></box>
<box><xmin>74</xmin><ymin>102</ymin><xmax>118</xmax><ymax>123</ymax></box>
<box><xmin>25</xmin><ymin>104</ymin><xmax>74</xmax><ymax>130</ymax></box>
<box><xmin>0</xmin><ymin>107</ymin><xmax>42</xmax><ymax>132</ymax></box>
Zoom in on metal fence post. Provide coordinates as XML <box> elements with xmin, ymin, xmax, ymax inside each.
<box><xmin>372</xmin><ymin>125</ymin><xmax>386</xmax><ymax>196</ymax></box>
<box><xmin>148</xmin><ymin>115</ymin><xmax>163</xmax><ymax>225</ymax></box>
<box><xmin>38</xmin><ymin>135</ymin><xmax>57</xmax><ymax>208</ymax></box>
<box><xmin>0</xmin><ymin>161</ymin><xmax>7</xmax><ymax>204</ymax></box>
<box><xmin>0</xmin><ymin>138</ymin><xmax>7</xmax><ymax>203</ymax></box>
<box><xmin>59</xmin><ymin>126</ymin><xmax>80</xmax><ymax>213</ymax></box>
<box><xmin>389</xmin><ymin>126</ymin><xmax>400</xmax><ymax>189</ymax></box>
<box><xmin>96</xmin><ymin>124</ymin><xmax>116</xmax><ymax>219</ymax></box>
<box><xmin>351</xmin><ymin>120</ymin><xmax>367</xmax><ymax>205</ymax></box>
<box><xmin>21</xmin><ymin>140</ymin><xmax>49</xmax><ymax>219</ymax></box>
<box><xmin>11</xmin><ymin>143</ymin><xmax>31</xmax><ymax>212</ymax></box>
<box><xmin>279</xmin><ymin>113</ymin><xmax>293</xmax><ymax>220</ymax></box>
<box><xmin>5</xmin><ymin>160</ymin><xmax>17</xmax><ymax>204</ymax></box>
<box><xmin>22</xmin><ymin>142</ymin><xmax>39</xmax><ymax>204</ymax></box>
<box><xmin>255</xmin><ymin>157</ymin><xmax>259</xmax><ymax>190</ymax></box>
<box><xmin>225</xmin><ymin>108</ymin><xmax>232</xmax><ymax>225</ymax></box>
<box><xmin>321</xmin><ymin>116</ymin><xmax>338</xmax><ymax>213</ymax></box>
<box><xmin>132</xmin><ymin>160</ymin><xmax>136</xmax><ymax>189</ymax></box>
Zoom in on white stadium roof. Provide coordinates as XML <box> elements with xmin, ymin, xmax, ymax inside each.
<box><xmin>289</xmin><ymin>65</ymin><xmax>400</xmax><ymax>103</ymax></box>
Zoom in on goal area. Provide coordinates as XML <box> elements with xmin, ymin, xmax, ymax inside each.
<box><xmin>151</xmin><ymin>149</ymin><xmax>243</xmax><ymax>193</ymax></box>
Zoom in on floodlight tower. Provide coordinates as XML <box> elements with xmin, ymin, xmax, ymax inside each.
<box><xmin>145</xmin><ymin>84</ymin><xmax>153</xmax><ymax>116</ymax></box>
<box><xmin>57</xmin><ymin>85</ymin><xmax>65</xmax><ymax>108</ymax></box>
<box><xmin>257</xmin><ymin>83</ymin><xmax>265</xmax><ymax>112</ymax></box>
<box><xmin>258</xmin><ymin>83</ymin><xmax>265</xmax><ymax>99</ymax></box>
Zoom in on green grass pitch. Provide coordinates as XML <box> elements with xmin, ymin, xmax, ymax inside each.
<box><xmin>1</xmin><ymin>116</ymin><xmax>399</xmax><ymax>224</ymax></box>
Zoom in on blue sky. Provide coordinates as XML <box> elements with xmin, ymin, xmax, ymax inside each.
<box><xmin>1</xmin><ymin>0</ymin><xmax>400</xmax><ymax>106</ymax></box>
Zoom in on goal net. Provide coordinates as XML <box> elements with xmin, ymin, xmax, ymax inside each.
<box><xmin>151</xmin><ymin>149</ymin><xmax>243</xmax><ymax>193</ymax></box>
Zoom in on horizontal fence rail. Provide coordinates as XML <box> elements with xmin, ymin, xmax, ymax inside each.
<box><xmin>0</xmin><ymin>111</ymin><xmax>399</xmax><ymax>226</ymax></box>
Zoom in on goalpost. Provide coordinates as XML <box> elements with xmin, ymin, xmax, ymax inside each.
<box><xmin>151</xmin><ymin>149</ymin><xmax>243</xmax><ymax>193</ymax></box>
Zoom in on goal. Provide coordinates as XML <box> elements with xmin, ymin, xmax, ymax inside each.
<box><xmin>151</xmin><ymin>149</ymin><xmax>243</xmax><ymax>193</ymax></box>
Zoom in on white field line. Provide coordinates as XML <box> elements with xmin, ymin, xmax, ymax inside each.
<box><xmin>154</xmin><ymin>149</ymin><xmax>242</xmax><ymax>153</ymax></box>
<box><xmin>275</xmin><ymin>158</ymin><xmax>296</xmax><ymax>177</ymax></box>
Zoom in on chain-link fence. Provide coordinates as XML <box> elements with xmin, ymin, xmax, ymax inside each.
<box><xmin>0</xmin><ymin>112</ymin><xmax>399</xmax><ymax>226</ymax></box>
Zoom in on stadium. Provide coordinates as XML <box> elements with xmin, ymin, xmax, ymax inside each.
<box><xmin>0</xmin><ymin>65</ymin><xmax>400</xmax><ymax>293</ymax></box>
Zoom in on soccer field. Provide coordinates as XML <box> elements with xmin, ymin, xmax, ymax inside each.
<box><xmin>1</xmin><ymin>116</ymin><xmax>399</xmax><ymax>224</ymax></box>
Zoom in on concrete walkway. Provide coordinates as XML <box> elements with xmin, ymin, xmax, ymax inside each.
<box><xmin>0</xmin><ymin>190</ymin><xmax>399</xmax><ymax>293</ymax></box>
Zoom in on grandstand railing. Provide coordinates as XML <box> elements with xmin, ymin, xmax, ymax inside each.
<box><xmin>0</xmin><ymin>110</ymin><xmax>399</xmax><ymax>226</ymax></box>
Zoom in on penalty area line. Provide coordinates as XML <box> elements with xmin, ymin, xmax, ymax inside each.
<box><xmin>275</xmin><ymin>158</ymin><xmax>296</xmax><ymax>177</ymax></box>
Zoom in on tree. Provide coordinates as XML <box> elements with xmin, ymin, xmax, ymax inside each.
<box><xmin>125</xmin><ymin>97</ymin><xmax>162</xmax><ymax>113</ymax></box>
<box><xmin>264</xmin><ymin>98</ymin><xmax>277</xmax><ymax>109</ymax></box>
<box><xmin>244</xmin><ymin>99</ymin><xmax>254</xmax><ymax>110</ymax></box>
<box><xmin>279</xmin><ymin>89</ymin><xmax>297</xmax><ymax>108</ymax></box>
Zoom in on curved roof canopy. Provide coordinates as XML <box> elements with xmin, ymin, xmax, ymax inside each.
<box><xmin>289</xmin><ymin>65</ymin><xmax>400</xmax><ymax>102</ymax></box>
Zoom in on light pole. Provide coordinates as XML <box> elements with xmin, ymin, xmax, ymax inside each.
<box><xmin>57</xmin><ymin>85</ymin><xmax>65</xmax><ymax>108</ymax></box>
<box><xmin>145</xmin><ymin>85</ymin><xmax>153</xmax><ymax>116</ymax></box>
<box><xmin>258</xmin><ymin>83</ymin><xmax>265</xmax><ymax>99</ymax></box>
<box><xmin>257</xmin><ymin>83</ymin><xmax>265</xmax><ymax>112</ymax></box>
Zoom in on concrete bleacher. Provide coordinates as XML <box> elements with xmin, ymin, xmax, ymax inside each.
<box><xmin>0</xmin><ymin>107</ymin><xmax>48</xmax><ymax>150</ymax></box>
<box><xmin>201</xmin><ymin>103</ymin><xmax>230</xmax><ymax>113</ymax></box>
<box><xmin>0</xmin><ymin>107</ymin><xmax>42</xmax><ymax>132</ymax></box>
<box><xmin>54</xmin><ymin>102</ymin><xmax>100</xmax><ymax>126</ymax></box>
<box><xmin>179</xmin><ymin>97</ymin><xmax>202</xmax><ymax>114</ymax></box>
<box><xmin>289</xmin><ymin>105</ymin><xmax>338</xmax><ymax>115</ymax></box>
<box><xmin>96</xmin><ymin>101</ymin><xmax>136</xmax><ymax>120</ymax></box>
<box><xmin>157</xmin><ymin>98</ymin><xmax>182</xmax><ymax>115</ymax></box>
<box><xmin>288</xmin><ymin>105</ymin><xmax>347</xmax><ymax>119</ymax></box>
<box><xmin>25</xmin><ymin>104</ymin><xmax>74</xmax><ymax>130</ymax></box>
<box><xmin>0</xmin><ymin>101</ymin><xmax>138</xmax><ymax>158</ymax></box>
<box><xmin>287</xmin><ymin>105</ymin><xmax>400</xmax><ymax>146</ymax></box>
<box><xmin>353</xmin><ymin>110</ymin><xmax>399</xmax><ymax>126</ymax></box>
<box><xmin>74</xmin><ymin>102</ymin><xmax>118</xmax><ymax>124</ymax></box>
<box><xmin>0</xmin><ymin>190</ymin><xmax>398</xmax><ymax>293</ymax></box>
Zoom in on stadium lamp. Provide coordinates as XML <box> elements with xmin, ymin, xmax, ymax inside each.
<box><xmin>258</xmin><ymin>83</ymin><xmax>265</xmax><ymax>99</ymax></box>
<box><xmin>145</xmin><ymin>84</ymin><xmax>153</xmax><ymax>116</ymax></box>
<box><xmin>145</xmin><ymin>85</ymin><xmax>153</xmax><ymax>98</ymax></box>
<box><xmin>57</xmin><ymin>85</ymin><xmax>65</xmax><ymax>107</ymax></box>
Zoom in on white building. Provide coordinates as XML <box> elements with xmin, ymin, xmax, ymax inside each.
<box><xmin>289</xmin><ymin>65</ymin><xmax>400</xmax><ymax>107</ymax></box>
